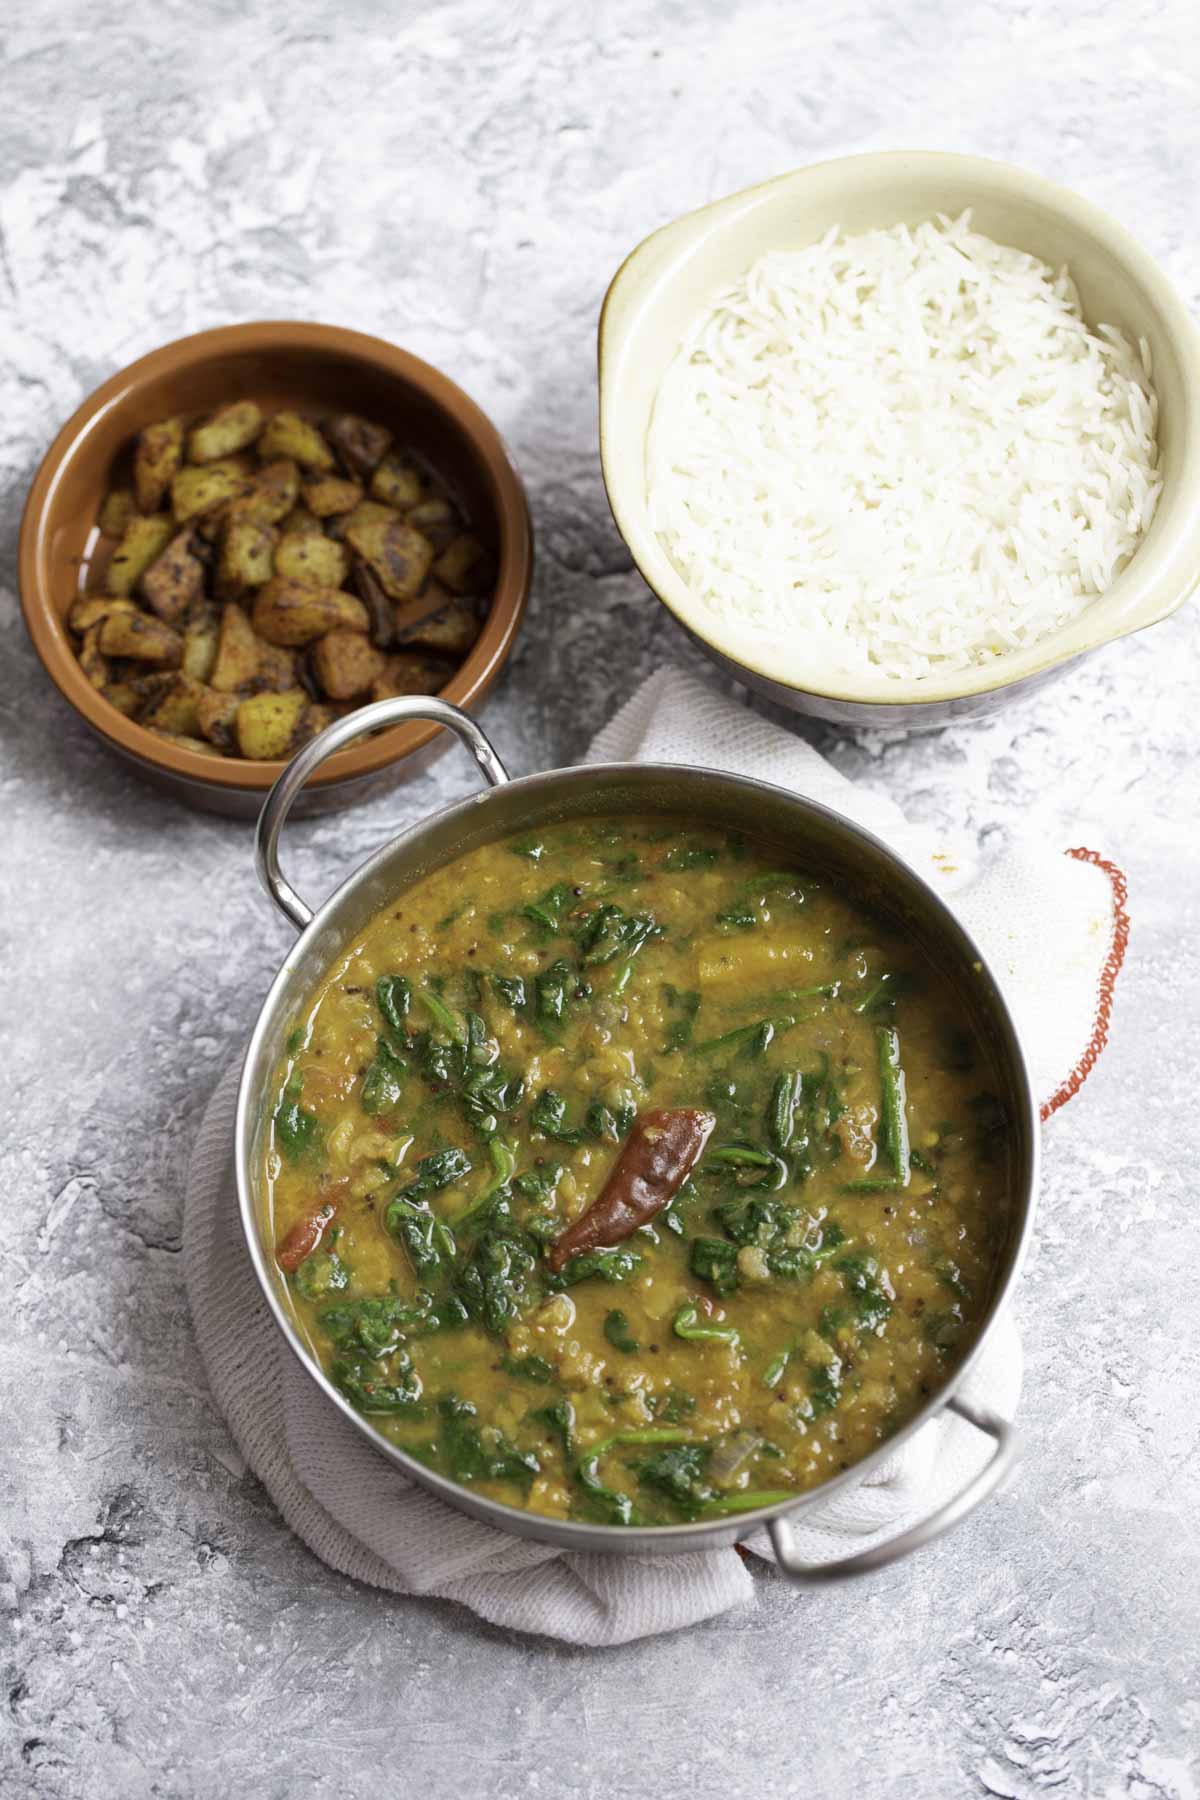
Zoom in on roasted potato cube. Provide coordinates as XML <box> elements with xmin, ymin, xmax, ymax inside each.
<box><xmin>125</xmin><ymin>671</ymin><xmax>176</xmax><ymax>711</ymax></box>
<box><xmin>301</xmin><ymin>475</ymin><xmax>363</xmax><ymax>518</ymax></box>
<box><xmin>105</xmin><ymin>513</ymin><xmax>175</xmax><ymax>597</ymax></box>
<box><xmin>97</xmin><ymin>609</ymin><xmax>183</xmax><ymax>666</ymax></box>
<box><xmin>407</xmin><ymin>496</ymin><xmax>459</xmax><ymax>549</ymax></box>
<box><xmin>102</xmin><ymin>682</ymin><xmax>140</xmax><ymax>717</ymax></box>
<box><xmin>257</xmin><ymin>412</ymin><xmax>335</xmax><ymax>473</ymax></box>
<box><xmin>181</xmin><ymin>612</ymin><xmax>220</xmax><ymax>682</ymax></box>
<box><xmin>324</xmin><ymin>413</ymin><xmax>392</xmax><ymax>479</ymax></box>
<box><xmin>68</xmin><ymin>593</ymin><xmax>138</xmax><ymax>633</ymax></box>
<box><xmin>238</xmin><ymin>459</ymin><xmax>301</xmax><ymax>527</ymax></box>
<box><xmin>433</xmin><ymin>532</ymin><xmax>487</xmax><ymax>594</ymax></box>
<box><xmin>99</xmin><ymin>488</ymin><xmax>138</xmax><ymax>539</ymax></box>
<box><xmin>370</xmin><ymin>651</ymin><xmax>453</xmax><ymax>702</ymax></box>
<box><xmin>370</xmin><ymin>455</ymin><xmax>422</xmax><ymax>510</ymax></box>
<box><xmin>138</xmin><ymin>672</ymin><xmax>206</xmax><ymax>736</ymax></box>
<box><xmin>273</xmin><ymin>530</ymin><xmax>348</xmax><ymax>590</ymax></box>
<box><xmin>340</xmin><ymin>499</ymin><xmax>398</xmax><ymax>533</ymax></box>
<box><xmin>140</xmin><ymin>529</ymin><xmax>206</xmax><ymax>623</ymax></box>
<box><xmin>344</xmin><ymin>511</ymin><xmax>434</xmax><ymax>602</ymax></box>
<box><xmin>311</xmin><ymin>629</ymin><xmax>388</xmax><ymax>699</ymax></box>
<box><xmin>235</xmin><ymin>689</ymin><xmax>309</xmax><ymax>760</ymax></box>
<box><xmin>171</xmin><ymin>459</ymin><xmax>250</xmax><ymax>525</ymax></box>
<box><xmin>133</xmin><ymin>417</ymin><xmax>185</xmax><ymax>512</ymax></box>
<box><xmin>391</xmin><ymin>582</ymin><xmax>459</xmax><ymax>642</ymax></box>
<box><xmin>188</xmin><ymin>401</ymin><xmax>264</xmax><ymax>464</ymax></box>
<box><xmin>280</xmin><ymin>505</ymin><xmax>323</xmax><ymax>538</ymax></box>
<box><xmin>217</xmin><ymin>514</ymin><xmax>277</xmax><ymax>600</ymax></box>
<box><xmin>153</xmin><ymin>732</ymin><xmax>224</xmax><ymax>756</ymax></box>
<box><xmin>209</xmin><ymin>603</ymin><xmax>261</xmax><ymax>692</ymax></box>
<box><xmin>78</xmin><ymin>623</ymin><xmax>110</xmax><ymax>688</ymax></box>
<box><xmin>252</xmin><ymin>577</ymin><xmax>369</xmax><ymax>646</ymax></box>
<box><xmin>252</xmin><ymin>636</ymin><xmax>299</xmax><ymax>693</ymax></box>
<box><xmin>406</xmin><ymin>598</ymin><xmax>481</xmax><ymax>656</ymax></box>
<box><xmin>138</xmin><ymin>723</ymin><xmax>222</xmax><ymax>756</ymax></box>
<box><xmin>351</xmin><ymin>558</ymin><xmax>395</xmax><ymax>647</ymax></box>
<box><xmin>196</xmin><ymin>687</ymin><xmax>241</xmax><ymax>752</ymax></box>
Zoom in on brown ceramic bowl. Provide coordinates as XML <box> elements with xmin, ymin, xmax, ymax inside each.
<box><xmin>18</xmin><ymin>322</ymin><xmax>533</xmax><ymax>816</ymax></box>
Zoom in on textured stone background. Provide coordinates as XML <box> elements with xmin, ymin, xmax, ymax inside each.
<box><xmin>2</xmin><ymin>1</ymin><xmax>1198</xmax><ymax>1795</ymax></box>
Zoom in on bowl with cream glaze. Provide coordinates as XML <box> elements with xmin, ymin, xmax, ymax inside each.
<box><xmin>599</xmin><ymin>152</ymin><xmax>1200</xmax><ymax>724</ymax></box>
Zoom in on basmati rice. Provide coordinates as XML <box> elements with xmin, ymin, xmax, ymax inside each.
<box><xmin>646</xmin><ymin>212</ymin><xmax>1161</xmax><ymax>683</ymax></box>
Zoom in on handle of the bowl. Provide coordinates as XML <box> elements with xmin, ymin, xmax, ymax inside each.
<box><xmin>256</xmin><ymin>697</ymin><xmax>511</xmax><ymax>931</ymax></box>
<box><xmin>766</xmin><ymin>1394</ymin><xmax>1017</xmax><ymax>1585</ymax></box>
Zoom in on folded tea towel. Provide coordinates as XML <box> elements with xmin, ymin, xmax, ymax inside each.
<box><xmin>184</xmin><ymin>668</ymin><xmax>1129</xmax><ymax>1646</ymax></box>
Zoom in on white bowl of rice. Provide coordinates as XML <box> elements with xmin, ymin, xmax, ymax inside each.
<box><xmin>599</xmin><ymin>153</ymin><xmax>1200</xmax><ymax>722</ymax></box>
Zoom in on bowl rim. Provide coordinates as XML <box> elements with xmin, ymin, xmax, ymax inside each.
<box><xmin>599</xmin><ymin>150</ymin><xmax>1200</xmax><ymax>709</ymax></box>
<box><xmin>235</xmin><ymin>756</ymin><xmax>1041</xmax><ymax>1552</ymax></box>
<box><xmin>18</xmin><ymin>320</ymin><xmax>534</xmax><ymax>791</ymax></box>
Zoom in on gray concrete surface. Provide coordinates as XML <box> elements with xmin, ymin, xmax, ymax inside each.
<box><xmin>2</xmin><ymin>1</ymin><xmax>1198</xmax><ymax>1794</ymax></box>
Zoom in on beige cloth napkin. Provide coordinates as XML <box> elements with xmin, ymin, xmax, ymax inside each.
<box><xmin>183</xmin><ymin>669</ymin><xmax>1128</xmax><ymax>1645</ymax></box>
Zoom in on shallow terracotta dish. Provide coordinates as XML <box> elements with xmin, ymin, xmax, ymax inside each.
<box><xmin>19</xmin><ymin>322</ymin><xmax>533</xmax><ymax>815</ymax></box>
<box><xmin>599</xmin><ymin>152</ymin><xmax>1200</xmax><ymax>725</ymax></box>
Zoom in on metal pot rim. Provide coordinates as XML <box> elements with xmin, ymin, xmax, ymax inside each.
<box><xmin>235</xmin><ymin>714</ymin><xmax>1039</xmax><ymax>1563</ymax></box>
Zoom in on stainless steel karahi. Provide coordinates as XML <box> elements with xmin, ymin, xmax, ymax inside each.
<box><xmin>237</xmin><ymin>696</ymin><xmax>1039</xmax><ymax>1584</ymax></box>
